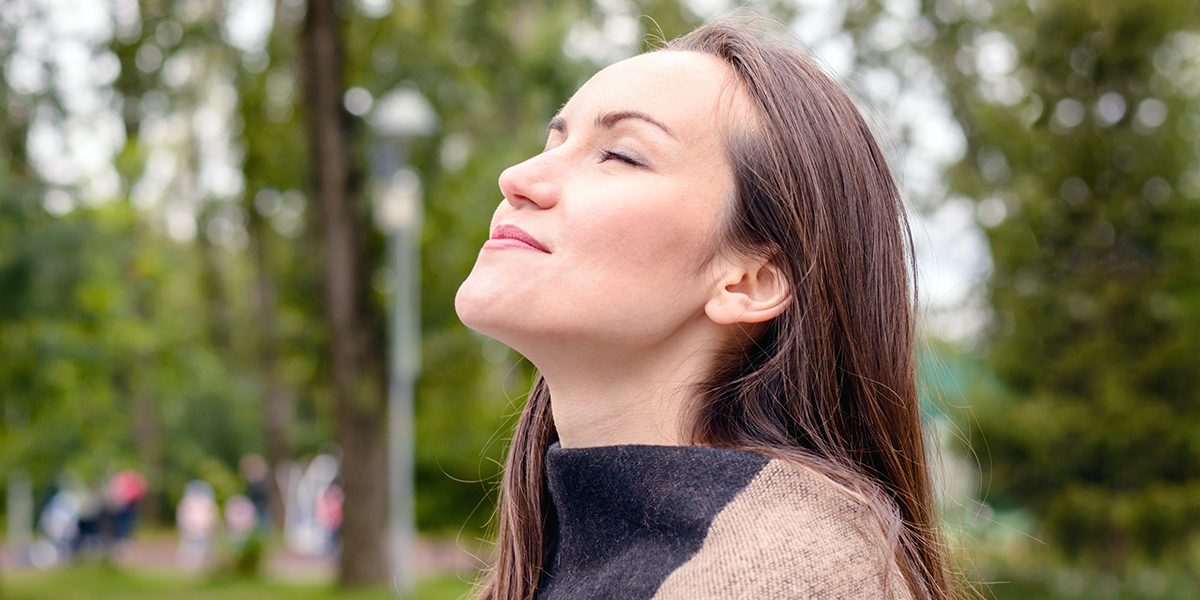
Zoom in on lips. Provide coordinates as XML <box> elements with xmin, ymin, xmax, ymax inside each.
<box><xmin>484</xmin><ymin>223</ymin><xmax>550</xmax><ymax>253</ymax></box>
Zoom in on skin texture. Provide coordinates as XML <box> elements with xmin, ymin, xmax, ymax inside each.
<box><xmin>455</xmin><ymin>51</ymin><xmax>789</xmax><ymax>448</ymax></box>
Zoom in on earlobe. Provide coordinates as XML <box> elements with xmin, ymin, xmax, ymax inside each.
<box><xmin>704</xmin><ymin>255</ymin><xmax>791</xmax><ymax>326</ymax></box>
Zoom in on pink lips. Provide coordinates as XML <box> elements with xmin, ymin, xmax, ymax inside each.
<box><xmin>484</xmin><ymin>224</ymin><xmax>550</xmax><ymax>253</ymax></box>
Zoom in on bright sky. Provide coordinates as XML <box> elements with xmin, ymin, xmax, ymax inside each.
<box><xmin>7</xmin><ymin>0</ymin><xmax>995</xmax><ymax>342</ymax></box>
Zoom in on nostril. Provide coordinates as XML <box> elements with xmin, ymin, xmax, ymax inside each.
<box><xmin>505</xmin><ymin>193</ymin><xmax>536</xmax><ymax>208</ymax></box>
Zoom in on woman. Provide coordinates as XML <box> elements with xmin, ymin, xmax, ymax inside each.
<box><xmin>455</xmin><ymin>17</ymin><xmax>954</xmax><ymax>600</ymax></box>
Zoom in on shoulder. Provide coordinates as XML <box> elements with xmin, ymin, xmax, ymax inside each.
<box><xmin>651</xmin><ymin>458</ymin><xmax>914</xmax><ymax>600</ymax></box>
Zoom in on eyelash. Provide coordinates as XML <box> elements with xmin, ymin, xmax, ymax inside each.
<box><xmin>599</xmin><ymin>148</ymin><xmax>644</xmax><ymax>168</ymax></box>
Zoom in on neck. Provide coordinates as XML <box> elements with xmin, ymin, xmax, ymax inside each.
<box><xmin>532</xmin><ymin>327</ymin><xmax>726</xmax><ymax>448</ymax></box>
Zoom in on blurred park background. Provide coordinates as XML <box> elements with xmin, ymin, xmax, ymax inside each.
<box><xmin>1</xmin><ymin>0</ymin><xmax>1199</xmax><ymax>598</ymax></box>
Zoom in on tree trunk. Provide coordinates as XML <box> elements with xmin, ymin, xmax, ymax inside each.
<box><xmin>300</xmin><ymin>0</ymin><xmax>388</xmax><ymax>587</ymax></box>
<box><xmin>196</xmin><ymin>203</ymin><xmax>232</xmax><ymax>351</ymax></box>
<box><xmin>247</xmin><ymin>206</ymin><xmax>292</xmax><ymax>532</ymax></box>
<box><xmin>131</xmin><ymin>387</ymin><xmax>163</xmax><ymax>523</ymax></box>
<box><xmin>123</xmin><ymin>256</ymin><xmax>164</xmax><ymax>524</ymax></box>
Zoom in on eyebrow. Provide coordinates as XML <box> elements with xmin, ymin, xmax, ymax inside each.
<box><xmin>548</xmin><ymin>110</ymin><xmax>679</xmax><ymax>141</ymax></box>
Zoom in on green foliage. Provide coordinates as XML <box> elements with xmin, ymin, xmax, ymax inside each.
<box><xmin>923</xmin><ymin>0</ymin><xmax>1200</xmax><ymax>568</ymax></box>
<box><xmin>0</xmin><ymin>178</ymin><xmax>262</xmax><ymax>516</ymax></box>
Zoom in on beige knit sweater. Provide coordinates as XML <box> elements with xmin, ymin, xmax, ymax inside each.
<box><xmin>536</xmin><ymin>444</ymin><xmax>915</xmax><ymax>600</ymax></box>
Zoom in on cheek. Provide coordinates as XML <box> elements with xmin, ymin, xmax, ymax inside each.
<box><xmin>568</xmin><ymin>188</ymin><xmax>719</xmax><ymax>280</ymax></box>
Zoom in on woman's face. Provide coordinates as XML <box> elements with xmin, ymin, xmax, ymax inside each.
<box><xmin>455</xmin><ymin>51</ymin><xmax>744</xmax><ymax>357</ymax></box>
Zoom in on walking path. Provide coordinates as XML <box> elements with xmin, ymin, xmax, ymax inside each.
<box><xmin>0</xmin><ymin>534</ymin><xmax>487</xmax><ymax>582</ymax></box>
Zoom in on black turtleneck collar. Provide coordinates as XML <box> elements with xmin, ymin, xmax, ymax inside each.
<box><xmin>537</xmin><ymin>443</ymin><xmax>770</xmax><ymax>600</ymax></box>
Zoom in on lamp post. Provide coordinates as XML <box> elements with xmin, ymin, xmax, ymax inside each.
<box><xmin>367</xmin><ymin>85</ymin><xmax>436</xmax><ymax>595</ymax></box>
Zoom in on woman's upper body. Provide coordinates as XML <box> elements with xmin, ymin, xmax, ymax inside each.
<box><xmin>455</xmin><ymin>16</ymin><xmax>954</xmax><ymax>600</ymax></box>
<box><xmin>537</xmin><ymin>443</ymin><xmax>913</xmax><ymax>600</ymax></box>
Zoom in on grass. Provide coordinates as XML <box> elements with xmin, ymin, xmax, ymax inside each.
<box><xmin>1</xmin><ymin>564</ymin><xmax>477</xmax><ymax>600</ymax></box>
<box><xmin>974</xmin><ymin>569</ymin><xmax>1199</xmax><ymax>600</ymax></box>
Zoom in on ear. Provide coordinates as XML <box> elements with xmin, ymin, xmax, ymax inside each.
<box><xmin>704</xmin><ymin>253</ymin><xmax>791</xmax><ymax>326</ymax></box>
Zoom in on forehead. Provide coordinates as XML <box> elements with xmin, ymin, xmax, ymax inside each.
<box><xmin>560</xmin><ymin>51</ymin><xmax>743</xmax><ymax>143</ymax></box>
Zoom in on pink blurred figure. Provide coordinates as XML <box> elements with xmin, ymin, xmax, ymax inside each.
<box><xmin>176</xmin><ymin>481</ymin><xmax>217</xmax><ymax>570</ymax></box>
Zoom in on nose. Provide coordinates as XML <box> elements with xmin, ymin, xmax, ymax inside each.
<box><xmin>497</xmin><ymin>151</ymin><xmax>560</xmax><ymax>210</ymax></box>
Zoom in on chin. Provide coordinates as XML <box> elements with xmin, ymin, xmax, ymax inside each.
<box><xmin>456</xmin><ymin>270</ymin><xmax>525</xmax><ymax>341</ymax></box>
<box><xmin>454</xmin><ymin>275</ymin><xmax>493</xmax><ymax>333</ymax></box>
<box><xmin>456</xmin><ymin>275</ymin><xmax>566</xmax><ymax>366</ymax></box>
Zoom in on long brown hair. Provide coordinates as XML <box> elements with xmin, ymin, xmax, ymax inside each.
<box><xmin>476</xmin><ymin>18</ymin><xmax>953</xmax><ymax>600</ymax></box>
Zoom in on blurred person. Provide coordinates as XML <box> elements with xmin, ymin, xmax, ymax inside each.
<box><xmin>238</xmin><ymin>453</ymin><xmax>272</xmax><ymax>530</ymax></box>
<box><xmin>314</xmin><ymin>483</ymin><xmax>343</xmax><ymax>555</ymax></box>
<box><xmin>176</xmin><ymin>480</ymin><xmax>218</xmax><ymax>571</ymax></box>
<box><xmin>71</xmin><ymin>482</ymin><xmax>105</xmax><ymax>558</ymax></box>
<box><xmin>283</xmin><ymin>453</ymin><xmax>339</xmax><ymax>556</ymax></box>
<box><xmin>108</xmin><ymin>470</ymin><xmax>147</xmax><ymax>543</ymax></box>
<box><xmin>224</xmin><ymin>494</ymin><xmax>258</xmax><ymax>543</ymax></box>
<box><xmin>455</xmin><ymin>17</ymin><xmax>954</xmax><ymax>600</ymax></box>
<box><xmin>224</xmin><ymin>493</ymin><xmax>265</xmax><ymax>576</ymax></box>
<box><xmin>36</xmin><ymin>487</ymin><xmax>80</xmax><ymax>567</ymax></box>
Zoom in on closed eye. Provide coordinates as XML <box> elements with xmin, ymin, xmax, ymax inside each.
<box><xmin>600</xmin><ymin>148</ymin><xmax>645</xmax><ymax>168</ymax></box>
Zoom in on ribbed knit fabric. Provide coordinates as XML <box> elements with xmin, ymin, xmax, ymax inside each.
<box><xmin>536</xmin><ymin>443</ymin><xmax>914</xmax><ymax>600</ymax></box>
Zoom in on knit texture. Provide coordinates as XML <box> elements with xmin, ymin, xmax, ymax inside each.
<box><xmin>537</xmin><ymin>443</ymin><xmax>769</xmax><ymax>600</ymax></box>
<box><xmin>536</xmin><ymin>444</ymin><xmax>914</xmax><ymax>600</ymax></box>
<box><xmin>651</xmin><ymin>460</ymin><xmax>915</xmax><ymax>600</ymax></box>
